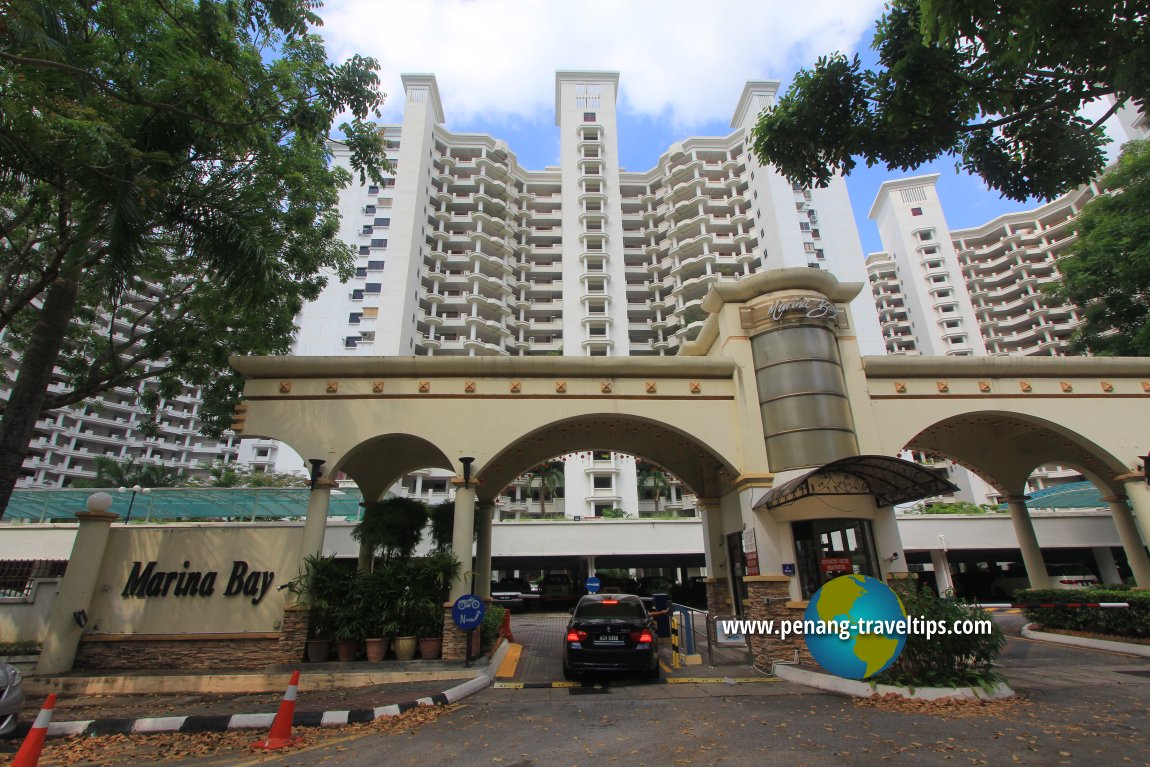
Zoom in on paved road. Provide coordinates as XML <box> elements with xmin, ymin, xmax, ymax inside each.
<box><xmin>16</xmin><ymin>610</ymin><xmax>1150</xmax><ymax>766</ymax></box>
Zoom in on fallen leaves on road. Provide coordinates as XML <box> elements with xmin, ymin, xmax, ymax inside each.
<box><xmin>4</xmin><ymin>704</ymin><xmax>460</xmax><ymax>766</ymax></box>
<box><xmin>852</xmin><ymin>693</ymin><xmax>1027</xmax><ymax>718</ymax></box>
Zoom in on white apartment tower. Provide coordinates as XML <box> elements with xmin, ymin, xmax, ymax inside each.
<box><xmin>254</xmin><ymin>71</ymin><xmax>884</xmax><ymax>516</ymax></box>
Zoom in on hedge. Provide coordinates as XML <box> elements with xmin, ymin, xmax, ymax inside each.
<box><xmin>1015</xmin><ymin>588</ymin><xmax>1150</xmax><ymax>638</ymax></box>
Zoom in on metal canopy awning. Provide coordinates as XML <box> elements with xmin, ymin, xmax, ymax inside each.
<box><xmin>753</xmin><ymin>455</ymin><xmax>961</xmax><ymax>511</ymax></box>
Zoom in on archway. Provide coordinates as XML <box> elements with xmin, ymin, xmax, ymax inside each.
<box><xmin>897</xmin><ymin>412</ymin><xmax>1150</xmax><ymax>592</ymax></box>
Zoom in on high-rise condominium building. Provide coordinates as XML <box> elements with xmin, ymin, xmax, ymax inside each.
<box><xmin>249</xmin><ymin>71</ymin><xmax>884</xmax><ymax>518</ymax></box>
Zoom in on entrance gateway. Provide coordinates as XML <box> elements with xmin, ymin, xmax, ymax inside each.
<box><xmin>34</xmin><ymin>269</ymin><xmax>1150</xmax><ymax>672</ymax></box>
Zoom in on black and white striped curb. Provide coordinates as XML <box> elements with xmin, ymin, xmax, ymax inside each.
<box><xmin>37</xmin><ymin>643</ymin><xmax>509</xmax><ymax>740</ymax></box>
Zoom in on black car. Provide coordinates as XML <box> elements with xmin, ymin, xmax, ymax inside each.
<box><xmin>562</xmin><ymin>594</ymin><xmax>659</xmax><ymax>680</ymax></box>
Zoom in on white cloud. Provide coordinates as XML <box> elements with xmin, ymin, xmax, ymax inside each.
<box><xmin>318</xmin><ymin>0</ymin><xmax>886</xmax><ymax>128</ymax></box>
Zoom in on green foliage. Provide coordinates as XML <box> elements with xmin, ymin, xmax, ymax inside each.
<box><xmin>70</xmin><ymin>456</ymin><xmax>182</xmax><ymax>488</ymax></box>
<box><xmin>0</xmin><ymin>0</ymin><xmax>391</xmax><ymax>516</ymax></box>
<box><xmin>874</xmin><ymin>580</ymin><xmax>1006</xmax><ymax>689</ymax></box>
<box><xmin>1044</xmin><ymin>139</ymin><xmax>1150</xmax><ymax>356</ymax></box>
<box><xmin>286</xmin><ymin>555</ymin><xmax>351</xmax><ymax>640</ymax></box>
<box><xmin>636</xmin><ymin>460</ymin><xmax>672</xmax><ymax>514</ymax></box>
<box><xmin>428</xmin><ymin>500</ymin><xmax>483</xmax><ymax>550</ymax></box>
<box><xmin>600</xmin><ymin>507</ymin><xmax>629</xmax><ymax>518</ymax></box>
<box><xmin>1017</xmin><ymin>587</ymin><xmax>1150</xmax><ymax>638</ymax></box>
<box><xmin>481</xmin><ymin>605</ymin><xmax>506</xmax><ymax>651</ymax></box>
<box><xmin>529</xmin><ymin>460</ymin><xmax>565</xmax><ymax>516</ymax></box>
<box><xmin>907</xmin><ymin>501</ymin><xmax>998</xmax><ymax>515</ymax></box>
<box><xmin>353</xmin><ymin>497</ymin><xmax>429</xmax><ymax>562</ymax></box>
<box><xmin>751</xmin><ymin>0</ymin><xmax>1146</xmax><ymax>201</ymax></box>
<box><xmin>179</xmin><ymin>460</ymin><xmax>308</xmax><ymax>488</ymax></box>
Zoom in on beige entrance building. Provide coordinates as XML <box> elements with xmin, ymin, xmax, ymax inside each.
<box><xmin>230</xmin><ymin>268</ymin><xmax>1150</xmax><ymax>664</ymax></box>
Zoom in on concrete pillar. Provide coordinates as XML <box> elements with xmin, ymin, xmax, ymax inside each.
<box><xmin>1092</xmin><ymin>546</ymin><xmax>1122</xmax><ymax>585</ymax></box>
<box><xmin>298</xmin><ymin>480</ymin><xmax>334</xmax><ymax>561</ymax></box>
<box><xmin>450</xmin><ymin>484</ymin><xmax>477</xmax><ymax>602</ymax></box>
<box><xmin>700</xmin><ymin>500</ymin><xmax>728</xmax><ymax>579</ymax></box>
<box><xmin>1006</xmin><ymin>496</ymin><xmax>1050</xmax><ymax>589</ymax></box>
<box><xmin>475</xmin><ymin>500</ymin><xmax>494</xmax><ymax>599</ymax></box>
<box><xmin>37</xmin><ymin>504</ymin><xmax>118</xmax><ymax>674</ymax></box>
<box><xmin>1123</xmin><ymin>482</ymin><xmax>1150</xmax><ymax>551</ymax></box>
<box><xmin>929</xmin><ymin>549</ymin><xmax>954</xmax><ymax>595</ymax></box>
<box><xmin>1105</xmin><ymin>494</ymin><xmax>1150</xmax><ymax>587</ymax></box>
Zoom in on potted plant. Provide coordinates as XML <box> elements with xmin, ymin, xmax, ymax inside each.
<box><xmin>332</xmin><ymin>572</ymin><xmax>366</xmax><ymax>662</ymax></box>
<box><xmin>392</xmin><ymin>592</ymin><xmax>419</xmax><ymax>661</ymax></box>
<box><xmin>415</xmin><ymin>598</ymin><xmax>444</xmax><ymax>660</ymax></box>
<box><xmin>361</xmin><ymin>567</ymin><xmax>398</xmax><ymax>662</ymax></box>
<box><xmin>285</xmin><ymin>554</ymin><xmax>345</xmax><ymax>663</ymax></box>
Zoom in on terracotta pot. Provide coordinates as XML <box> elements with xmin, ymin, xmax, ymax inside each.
<box><xmin>306</xmin><ymin>639</ymin><xmax>331</xmax><ymax>663</ymax></box>
<box><xmin>364</xmin><ymin>637</ymin><xmax>390</xmax><ymax>662</ymax></box>
<box><xmin>418</xmin><ymin>636</ymin><xmax>442</xmax><ymax>660</ymax></box>
<box><xmin>335</xmin><ymin>638</ymin><xmax>360</xmax><ymax>662</ymax></box>
<box><xmin>393</xmin><ymin>636</ymin><xmax>417</xmax><ymax>661</ymax></box>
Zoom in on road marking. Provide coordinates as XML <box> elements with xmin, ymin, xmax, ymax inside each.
<box><xmin>496</xmin><ymin>643</ymin><xmax>522</xmax><ymax>679</ymax></box>
<box><xmin>493</xmin><ymin>677</ymin><xmax>779</xmax><ymax>688</ymax></box>
<box><xmin>659</xmin><ymin>660</ymin><xmax>673</xmax><ymax>673</ymax></box>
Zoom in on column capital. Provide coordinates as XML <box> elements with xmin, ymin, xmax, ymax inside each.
<box><xmin>451</xmin><ymin>476</ymin><xmax>481</xmax><ymax>489</ymax></box>
<box><xmin>1003</xmin><ymin>495</ymin><xmax>1031</xmax><ymax>504</ymax></box>
<box><xmin>310</xmin><ymin>478</ymin><xmax>338</xmax><ymax>490</ymax></box>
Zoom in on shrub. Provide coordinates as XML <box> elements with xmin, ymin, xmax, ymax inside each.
<box><xmin>1015</xmin><ymin>588</ymin><xmax>1150</xmax><ymax>638</ymax></box>
<box><xmin>481</xmin><ymin>605</ymin><xmax>506</xmax><ymax>651</ymax></box>
<box><xmin>873</xmin><ymin>580</ymin><xmax>1006</xmax><ymax>689</ymax></box>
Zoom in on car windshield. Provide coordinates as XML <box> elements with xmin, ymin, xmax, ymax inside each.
<box><xmin>576</xmin><ymin>600</ymin><xmax>647</xmax><ymax>619</ymax></box>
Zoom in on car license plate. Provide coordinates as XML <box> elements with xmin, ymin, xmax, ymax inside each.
<box><xmin>595</xmin><ymin>634</ymin><xmax>623</xmax><ymax>645</ymax></box>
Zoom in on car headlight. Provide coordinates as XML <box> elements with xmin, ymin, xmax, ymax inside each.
<box><xmin>9</xmin><ymin>667</ymin><xmax>21</xmax><ymax>687</ymax></box>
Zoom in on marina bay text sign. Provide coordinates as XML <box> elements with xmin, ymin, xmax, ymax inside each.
<box><xmin>765</xmin><ymin>296</ymin><xmax>840</xmax><ymax>322</ymax></box>
<box><xmin>121</xmin><ymin>560</ymin><xmax>275</xmax><ymax>605</ymax></box>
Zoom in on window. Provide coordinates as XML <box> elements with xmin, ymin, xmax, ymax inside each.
<box><xmin>948</xmin><ymin>335</ymin><xmax>966</xmax><ymax>345</ymax></box>
<box><xmin>350</xmin><ymin>289</ymin><xmax>364</xmax><ymax>300</ymax></box>
<box><xmin>911</xmin><ymin>207</ymin><xmax>923</xmax><ymax>216</ymax></box>
<box><xmin>364</xmin><ymin>283</ymin><xmax>381</xmax><ymax>294</ymax></box>
<box><xmin>583</xmin><ymin>112</ymin><xmax>596</xmax><ymax>122</ymax></box>
<box><xmin>368</xmin><ymin>185</ymin><xmax>380</xmax><ymax>195</ymax></box>
<box><xmin>364</xmin><ymin>205</ymin><xmax>377</xmax><ymax>215</ymax></box>
<box><xmin>344</xmin><ymin>336</ymin><xmax>359</xmax><ymax>349</ymax></box>
<box><xmin>367</xmin><ymin>261</ymin><xmax>385</xmax><ymax>270</ymax></box>
<box><xmin>374</xmin><ymin>217</ymin><xmax>391</xmax><ymax>227</ymax></box>
<box><xmin>359</xmin><ymin>246</ymin><xmax>370</xmax><ymax>255</ymax></box>
<box><xmin>355</xmin><ymin>267</ymin><xmax>368</xmax><ymax>278</ymax></box>
<box><xmin>370</xmin><ymin>239</ymin><xmax>388</xmax><ymax>248</ymax></box>
<box><xmin>593</xmin><ymin>476</ymin><xmax>613</xmax><ymax>490</ymax></box>
<box><xmin>593</xmin><ymin>451</ymin><xmax>611</xmax><ymax>461</ymax></box>
<box><xmin>916</xmin><ymin>229</ymin><xmax>935</xmax><ymax>241</ymax></box>
<box><xmin>348</xmin><ymin>313</ymin><xmax>362</xmax><ymax>324</ymax></box>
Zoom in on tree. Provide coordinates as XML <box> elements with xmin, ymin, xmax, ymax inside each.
<box><xmin>182</xmin><ymin>460</ymin><xmax>309</xmax><ymax>488</ymax></box>
<box><xmin>0</xmin><ymin>0</ymin><xmax>390</xmax><ymax>517</ymax></box>
<box><xmin>750</xmin><ymin>0</ymin><xmax>1149</xmax><ymax>202</ymax></box>
<box><xmin>352</xmin><ymin>498</ymin><xmax>429</xmax><ymax>566</ymax></box>
<box><xmin>636</xmin><ymin>460</ymin><xmax>671</xmax><ymax>515</ymax></box>
<box><xmin>1045</xmin><ymin>139</ymin><xmax>1150</xmax><ymax>356</ymax></box>
<box><xmin>71</xmin><ymin>456</ymin><xmax>181</xmax><ymax>488</ymax></box>
<box><xmin>529</xmin><ymin>460</ymin><xmax>564</xmax><ymax>516</ymax></box>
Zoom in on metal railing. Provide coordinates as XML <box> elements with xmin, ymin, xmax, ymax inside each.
<box><xmin>0</xmin><ymin>559</ymin><xmax>67</xmax><ymax>599</ymax></box>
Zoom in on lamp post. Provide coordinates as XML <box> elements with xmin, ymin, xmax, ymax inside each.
<box><xmin>117</xmin><ymin>485</ymin><xmax>149</xmax><ymax>523</ymax></box>
<box><xmin>459</xmin><ymin>456</ymin><xmax>475</xmax><ymax>489</ymax></box>
<box><xmin>308</xmin><ymin>458</ymin><xmax>326</xmax><ymax>490</ymax></box>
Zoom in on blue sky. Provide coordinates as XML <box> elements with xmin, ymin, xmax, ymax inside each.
<box><xmin>318</xmin><ymin>0</ymin><xmax>1127</xmax><ymax>254</ymax></box>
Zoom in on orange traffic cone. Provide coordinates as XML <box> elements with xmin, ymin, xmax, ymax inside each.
<box><xmin>12</xmin><ymin>693</ymin><xmax>56</xmax><ymax>767</ymax></box>
<box><xmin>251</xmin><ymin>670</ymin><xmax>302</xmax><ymax>750</ymax></box>
<box><xmin>499</xmin><ymin>609</ymin><xmax>515</xmax><ymax>643</ymax></box>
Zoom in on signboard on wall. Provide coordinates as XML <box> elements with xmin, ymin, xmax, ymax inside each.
<box><xmin>820</xmin><ymin>557</ymin><xmax>852</xmax><ymax>575</ymax></box>
<box><xmin>742</xmin><ymin>528</ymin><xmax>760</xmax><ymax>576</ymax></box>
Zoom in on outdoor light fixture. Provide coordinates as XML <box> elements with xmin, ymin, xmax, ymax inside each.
<box><xmin>1140</xmin><ymin>453</ymin><xmax>1150</xmax><ymax>486</ymax></box>
<box><xmin>118</xmin><ymin>484</ymin><xmax>149</xmax><ymax>523</ymax></box>
<box><xmin>307</xmin><ymin>458</ymin><xmax>326</xmax><ymax>490</ymax></box>
<box><xmin>72</xmin><ymin>610</ymin><xmax>87</xmax><ymax>629</ymax></box>
<box><xmin>460</xmin><ymin>456</ymin><xmax>475</xmax><ymax>489</ymax></box>
<box><xmin>86</xmin><ymin>492</ymin><xmax>113</xmax><ymax>514</ymax></box>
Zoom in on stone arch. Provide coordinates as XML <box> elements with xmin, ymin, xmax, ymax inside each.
<box><xmin>475</xmin><ymin>413</ymin><xmax>740</xmax><ymax>503</ymax></box>
<box><xmin>333</xmin><ymin>433</ymin><xmax>454</xmax><ymax>504</ymax></box>
<box><xmin>901</xmin><ymin>410</ymin><xmax>1128</xmax><ymax>497</ymax></box>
